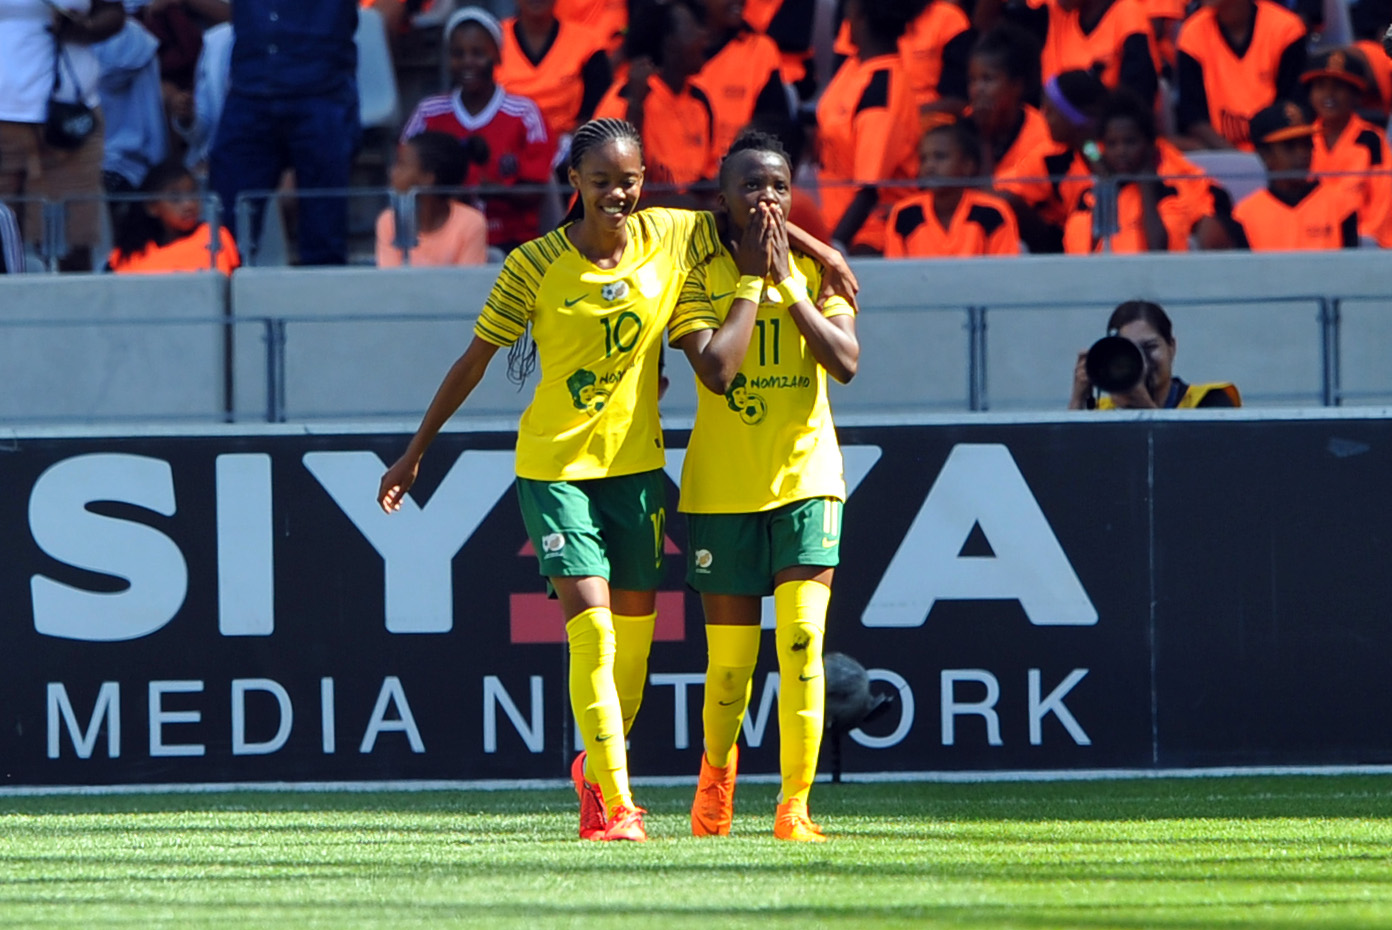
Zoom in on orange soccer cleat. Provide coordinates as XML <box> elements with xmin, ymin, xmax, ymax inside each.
<box><xmin>774</xmin><ymin>797</ymin><xmax>827</xmax><ymax>842</ymax></box>
<box><xmin>601</xmin><ymin>804</ymin><xmax>648</xmax><ymax>842</ymax></box>
<box><xmin>691</xmin><ymin>744</ymin><xmax>739</xmax><ymax>836</ymax></box>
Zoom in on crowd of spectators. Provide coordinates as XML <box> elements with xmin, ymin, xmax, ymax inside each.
<box><xmin>1</xmin><ymin>0</ymin><xmax>1391</xmax><ymax>273</ymax></box>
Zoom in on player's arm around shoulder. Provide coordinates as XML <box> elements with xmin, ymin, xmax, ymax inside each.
<box><xmin>788</xmin><ymin>250</ymin><xmax>859</xmax><ymax>384</ymax></box>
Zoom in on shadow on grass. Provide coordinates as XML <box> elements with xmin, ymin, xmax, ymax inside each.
<box><xmin>0</xmin><ymin>897</ymin><xmax>1389</xmax><ymax>930</ymax></box>
<box><xmin>7</xmin><ymin>774</ymin><xmax>1392</xmax><ymax>822</ymax></box>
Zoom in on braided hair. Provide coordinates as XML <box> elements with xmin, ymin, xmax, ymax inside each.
<box><xmin>560</xmin><ymin>117</ymin><xmax>644</xmax><ymax>225</ymax></box>
<box><xmin>569</xmin><ymin>117</ymin><xmax>644</xmax><ymax>175</ymax></box>
<box><xmin>508</xmin><ymin>118</ymin><xmax>644</xmax><ymax>386</ymax></box>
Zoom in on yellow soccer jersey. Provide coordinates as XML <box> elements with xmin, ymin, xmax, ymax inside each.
<box><xmin>670</xmin><ymin>248</ymin><xmax>854</xmax><ymax>513</ymax></box>
<box><xmin>475</xmin><ymin>207</ymin><xmax>720</xmax><ymax>481</ymax></box>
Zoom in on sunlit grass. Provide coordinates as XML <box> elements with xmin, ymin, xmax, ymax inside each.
<box><xmin>4</xmin><ymin>776</ymin><xmax>1392</xmax><ymax>928</ymax></box>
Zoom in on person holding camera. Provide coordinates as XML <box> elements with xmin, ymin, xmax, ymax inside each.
<box><xmin>1068</xmin><ymin>300</ymin><xmax>1241</xmax><ymax>409</ymax></box>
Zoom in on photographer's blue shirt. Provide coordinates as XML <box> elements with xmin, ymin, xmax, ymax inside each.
<box><xmin>230</xmin><ymin>0</ymin><xmax>357</xmax><ymax>99</ymax></box>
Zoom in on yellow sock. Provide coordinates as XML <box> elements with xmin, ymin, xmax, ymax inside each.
<box><xmin>702</xmin><ymin>624</ymin><xmax>761</xmax><ymax>768</ymax></box>
<box><xmin>774</xmin><ymin>580</ymin><xmax>829</xmax><ymax>804</ymax></box>
<box><xmin>566</xmin><ymin>607</ymin><xmax>632</xmax><ymax>813</ymax></box>
<box><xmin>612</xmin><ymin>611</ymin><xmax>655</xmax><ymax>736</ymax></box>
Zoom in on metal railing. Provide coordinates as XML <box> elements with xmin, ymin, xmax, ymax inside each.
<box><xmin>7</xmin><ymin>163</ymin><xmax>1392</xmax><ymax>270</ymax></box>
<box><xmin>0</xmin><ymin>283</ymin><xmax>1379</xmax><ymax>422</ymax></box>
<box><xmin>5</xmin><ymin>190</ymin><xmax>227</xmax><ymax>272</ymax></box>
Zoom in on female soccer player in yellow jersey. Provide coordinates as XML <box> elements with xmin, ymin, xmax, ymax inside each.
<box><xmin>669</xmin><ymin>130</ymin><xmax>860</xmax><ymax>842</ymax></box>
<box><xmin>377</xmin><ymin>118</ymin><xmax>855</xmax><ymax>843</ymax></box>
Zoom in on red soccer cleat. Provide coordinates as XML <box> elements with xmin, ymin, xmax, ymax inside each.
<box><xmin>571</xmin><ymin>751</ymin><xmax>607</xmax><ymax>841</ymax></box>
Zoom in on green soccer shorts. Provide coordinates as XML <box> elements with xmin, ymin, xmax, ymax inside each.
<box><xmin>686</xmin><ymin>497</ymin><xmax>842</xmax><ymax>597</ymax></box>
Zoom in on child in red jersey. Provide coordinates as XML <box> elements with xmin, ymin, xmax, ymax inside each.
<box><xmin>401</xmin><ymin>7</ymin><xmax>556</xmax><ymax>252</ymax></box>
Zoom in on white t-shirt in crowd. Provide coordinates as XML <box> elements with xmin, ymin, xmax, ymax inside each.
<box><xmin>0</xmin><ymin>0</ymin><xmax>102</xmax><ymax>123</ymax></box>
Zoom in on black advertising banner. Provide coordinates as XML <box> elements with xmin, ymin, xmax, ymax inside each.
<box><xmin>1150</xmin><ymin>420</ymin><xmax>1392</xmax><ymax>767</ymax></box>
<box><xmin>1</xmin><ymin>418</ymin><xmax>1388</xmax><ymax>790</ymax></box>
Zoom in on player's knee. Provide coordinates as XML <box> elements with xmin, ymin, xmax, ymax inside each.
<box><xmin>706</xmin><ymin>661</ymin><xmax>756</xmax><ymax>704</ymax></box>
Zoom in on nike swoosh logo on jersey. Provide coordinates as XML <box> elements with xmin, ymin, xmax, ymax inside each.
<box><xmin>821</xmin><ymin>537</ymin><xmax>839</xmax><ymax>548</ymax></box>
<box><xmin>799</xmin><ymin>673</ymin><xmax>822</xmax><ymax>682</ymax></box>
<box><xmin>718</xmin><ymin>699</ymin><xmax>740</xmax><ymax>706</ymax></box>
<box><xmin>563</xmin><ymin>295</ymin><xmax>586</xmax><ymax>307</ymax></box>
<box><xmin>710</xmin><ymin>290</ymin><xmax>734</xmax><ymax>302</ymax></box>
<box><xmin>595</xmin><ymin>733</ymin><xmax>613</xmax><ymax>742</ymax></box>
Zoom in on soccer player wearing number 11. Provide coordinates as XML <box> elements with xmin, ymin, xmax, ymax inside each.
<box><xmin>669</xmin><ymin>130</ymin><xmax>860</xmax><ymax>842</ymax></box>
<box><xmin>379</xmin><ymin>119</ymin><xmax>858</xmax><ymax>844</ymax></box>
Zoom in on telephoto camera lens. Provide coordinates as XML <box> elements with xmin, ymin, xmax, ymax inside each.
<box><xmin>1085</xmin><ymin>335</ymin><xmax>1145</xmax><ymax>394</ymax></box>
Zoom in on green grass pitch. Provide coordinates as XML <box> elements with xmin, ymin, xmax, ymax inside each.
<box><xmin>5</xmin><ymin>774</ymin><xmax>1392</xmax><ymax>929</ymax></box>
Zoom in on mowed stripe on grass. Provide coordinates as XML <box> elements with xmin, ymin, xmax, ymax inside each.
<box><xmin>4</xmin><ymin>775</ymin><xmax>1392</xmax><ymax>929</ymax></box>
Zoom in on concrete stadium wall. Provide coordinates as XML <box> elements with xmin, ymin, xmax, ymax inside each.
<box><xmin>0</xmin><ymin>274</ymin><xmax>228</xmax><ymax>422</ymax></box>
<box><xmin>4</xmin><ymin>251</ymin><xmax>1392</xmax><ymax>423</ymax></box>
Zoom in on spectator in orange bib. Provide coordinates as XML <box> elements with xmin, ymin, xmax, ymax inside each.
<box><xmin>965</xmin><ymin>24</ymin><xmax>1050</xmax><ymax>179</ymax></box>
<box><xmin>1350</xmin><ymin>0</ymin><xmax>1392</xmax><ymax>120</ymax></box>
<box><xmin>1069</xmin><ymin>300</ymin><xmax>1241</xmax><ymax>409</ymax></box>
<box><xmin>885</xmin><ymin>118</ymin><xmax>1020</xmax><ymax>257</ymax></box>
<box><xmin>834</xmin><ymin>0</ymin><xmax>976</xmax><ymax>117</ymax></box>
<box><xmin>554</xmin><ymin>0</ymin><xmax>627</xmax><ymax>56</ymax></box>
<box><xmin>738</xmin><ymin>0</ymin><xmax>819</xmax><ymax>96</ymax></box>
<box><xmin>594</xmin><ymin>0</ymin><xmax>717</xmax><ymax>197</ymax></box>
<box><xmin>1065</xmin><ymin>89</ymin><xmax>1235</xmax><ymax>253</ymax></box>
<box><xmin>975</xmin><ymin>0</ymin><xmax>1158</xmax><ymax>105</ymax></box>
<box><xmin>996</xmin><ymin>68</ymin><xmax>1107</xmax><ymax>252</ymax></box>
<box><xmin>497</xmin><ymin>0</ymin><xmax>613</xmax><ymax>152</ymax></box>
<box><xmin>692</xmin><ymin>0</ymin><xmax>792</xmax><ymax>158</ymax></box>
<box><xmin>376</xmin><ymin>131</ymin><xmax>488</xmax><ymax>268</ymax></box>
<box><xmin>107</xmin><ymin>161</ymin><xmax>238</xmax><ymax>274</ymax></box>
<box><xmin>1231</xmin><ymin>100</ymin><xmax>1361</xmax><ymax>251</ymax></box>
<box><xmin>1174</xmin><ymin>0</ymin><xmax>1307</xmax><ymax>151</ymax></box>
<box><xmin>815</xmin><ymin>0</ymin><xmax>923</xmax><ymax>254</ymax></box>
<box><xmin>1303</xmin><ymin>48</ymin><xmax>1392</xmax><ymax>246</ymax></box>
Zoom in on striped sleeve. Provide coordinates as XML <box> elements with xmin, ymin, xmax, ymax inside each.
<box><xmin>644</xmin><ymin>207</ymin><xmax>720</xmax><ymax>275</ymax></box>
<box><xmin>668</xmin><ymin>258</ymin><xmax>720</xmax><ymax>345</ymax></box>
<box><xmin>683</xmin><ymin>210</ymin><xmax>720</xmax><ymax>272</ymax></box>
<box><xmin>474</xmin><ymin>237</ymin><xmax>553</xmax><ymax>346</ymax></box>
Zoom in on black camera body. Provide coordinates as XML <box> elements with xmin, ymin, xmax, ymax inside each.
<box><xmin>1085</xmin><ymin>335</ymin><xmax>1145</xmax><ymax>394</ymax></box>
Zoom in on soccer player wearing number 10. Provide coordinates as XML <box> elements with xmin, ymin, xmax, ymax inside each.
<box><xmin>669</xmin><ymin>130</ymin><xmax>860</xmax><ymax>842</ymax></box>
<box><xmin>379</xmin><ymin>118</ymin><xmax>858</xmax><ymax>844</ymax></box>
